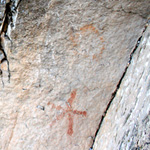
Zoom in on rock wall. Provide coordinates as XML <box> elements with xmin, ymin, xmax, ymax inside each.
<box><xmin>0</xmin><ymin>0</ymin><xmax>150</xmax><ymax>150</ymax></box>
<box><xmin>93</xmin><ymin>25</ymin><xmax>150</xmax><ymax>150</ymax></box>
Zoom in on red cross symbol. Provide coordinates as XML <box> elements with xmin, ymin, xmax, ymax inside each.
<box><xmin>47</xmin><ymin>89</ymin><xmax>87</xmax><ymax>136</ymax></box>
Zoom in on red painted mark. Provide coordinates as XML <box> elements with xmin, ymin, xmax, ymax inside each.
<box><xmin>100</xmin><ymin>45</ymin><xmax>105</xmax><ymax>55</ymax></box>
<box><xmin>93</xmin><ymin>45</ymin><xmax>105</xmax><ymax>61</ymax></box>
<box><xmin>47</xmin><ymin>89</ymin><xmax>87</xmax><ymax>136</ymax></box>
<box><xmin>69</xmin><ymin>24</ymin><xmax>106</xmax><ymax>60</ymax></box>
<box><xmin>80</xmin><ymin>24</ymin><xmax>99</xmax><ymax>35</ymax></box>
<box><xmin>68</xmin><ymin>113</ymin><xmax>73</xmax><ymax>135</ymax></box>
<box><xmin>100</xmin><ymin>36</ymin><xmax>104</xmax><ymax>42</ymax></box>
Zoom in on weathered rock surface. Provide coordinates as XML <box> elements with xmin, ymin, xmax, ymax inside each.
<box><xmin>93</xmin><ymin>25</ymin><xmax>150</xmax><ymax>150</ymax></box>
<box><xmin>0</xmin><ymin>0</ymin><xmax>6</xmax><ymax>26</ymax></box>
<box><xmin>0</xmin><ymin>0</ymin><xmax>150</xmax><ymax>150</ymax></box>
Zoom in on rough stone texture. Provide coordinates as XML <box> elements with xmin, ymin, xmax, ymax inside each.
<box><xmin>0</xmin><ymin>0</ymin><xmax>150</xmax><ymax>150</ymax></box>
<box><xmin>0</xmin><ymin>0</ymin><xmax>6</xmax><ymax>25</ymax></box>
<box><xmin>93</xmin><ymin>25</ymin><xmax>150</xmax><ymax>150</ymax></box>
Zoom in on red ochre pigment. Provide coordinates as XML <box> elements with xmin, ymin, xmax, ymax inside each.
<box><xmin>48</xmin><ymin>89</ymin><xmax>87</xmax><ymax>136</ymax></box>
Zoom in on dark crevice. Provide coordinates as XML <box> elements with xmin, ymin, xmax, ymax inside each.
<box><xmin>0</xmin><ymin>0</ymin><xmax>22</xmax><ymax>86</ymax></box>
<box><xmin>89</xmin><ymin>21</ymin><xmax>149</xmax><ymax>150</ymax></box>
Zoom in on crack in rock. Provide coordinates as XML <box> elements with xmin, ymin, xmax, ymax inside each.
<box><xmin>0</xmin><ymin>0</ymin><xmax>22</xmax><ymax>86</ymax></box>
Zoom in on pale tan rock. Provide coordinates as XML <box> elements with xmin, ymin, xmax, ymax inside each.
<box><xmin>93</xmin><ymin>25</ymin><xmax>150</xmax><ymax>150</ymax></box>
<box><xmin>0</xmin><ymin>0</ymin><xmax>150</xmax><ymax>150</ymax></box>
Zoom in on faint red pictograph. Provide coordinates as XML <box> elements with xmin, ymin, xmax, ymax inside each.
<box><xmin>69</xmin><ymin>24</ymin><xmax>106</xmax><ymax>60</ymax></box>
<box><xmin>47</xmin><ymin>89</ymin><xmax>87</xmax><ymax>136</ymax></box>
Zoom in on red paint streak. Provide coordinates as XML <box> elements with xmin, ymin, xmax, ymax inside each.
<box><xmin>67</xmin><ymin>89</ymin><xmax>77</xmax><ymax>106</ymax></box>
<box><xmin>73</xmin><ymin>110</ymin><xmax>87</xmax><ymax>117</ymax></box>
<box><xmin>100</xmin><ymin>36</ymin><xmax>105</xmax><ymax>42</ymax></box>
<box><xmin>99</xmin><ymin>45</ymin><xmax>105</xmax><ymax>55</ymax></box>
<box><xmin>80</xmin><ymin>24</ymin><xmax>99</xmax><ymax>34</ymax></box>
<box><xmin>47</xmin><ymin>102</ymin><xmax>64</xmax><ymax>111</ymax></box>
<box><xmin>67</xmin><ymin>113</ymin><xmax>73</xmax><ymax>136</ymax></box>
<box><xmin>47</xmin><ymin>102</ymin><xmax>50</xmax><ymax>105</ymax></box>
<box><xmin>48</xmin><ymin>89</ymin><xmax>87</xmax><ymax>136</ymax></box>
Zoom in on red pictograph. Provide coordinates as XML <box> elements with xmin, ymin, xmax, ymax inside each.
<box><xmin>47</xmin><ymin>89</ymin><xmax>87</xmax><ymax>136</ymax></box>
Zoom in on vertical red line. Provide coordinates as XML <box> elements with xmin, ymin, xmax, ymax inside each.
<box><xmin>67</xmin><ymin>89</ymin><xmax>77</xmax><ymax>107</ymax></box>
<box><xmin>67</xmin><ymin>113</ymin><xmax>73</xmax><ymax>136</ymax></box>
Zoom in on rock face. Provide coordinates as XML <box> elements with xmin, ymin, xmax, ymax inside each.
<box><xmin>93</xmin><ymin>25</ymin><xmax>150</xmax><ymax>150</ymax></box>
<box><xmin>0</xmin><ymin>0</ymin><xmax>6</xmax><ymax>27</ymax></box>
<box><xmin>0</xmin><ymin>0</ymin><xmax>149</xmax><ymax>150</ymax></box>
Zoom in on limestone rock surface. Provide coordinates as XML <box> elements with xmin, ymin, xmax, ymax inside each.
<box><xmin>0</xmin><ymin>0</ymin><xmax>150</xmax><ymax>150</ymax></box>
